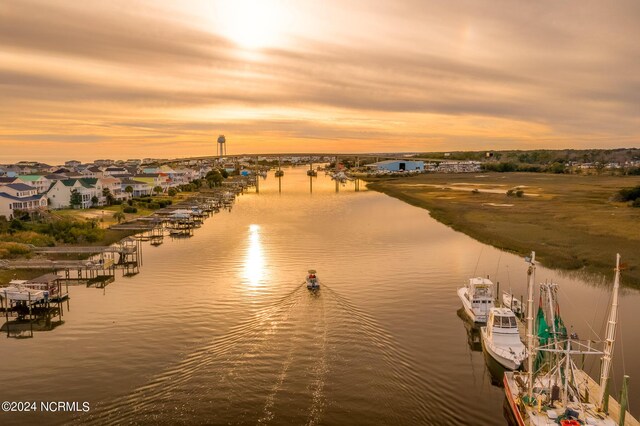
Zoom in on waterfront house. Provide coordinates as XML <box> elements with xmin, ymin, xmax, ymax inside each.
<box><xmin>120</xmin><ymin>178</ymin><xmax>152</xmax><ymax>197</ymax></box>
<box><xmin>15</xmin><ymin>175</ymin><xmax>51</xmax><ymax>194</ymax></box>
<box><xmin>47</xmin><ymin>179</ymin><xmax>100</xmax><ymax>209</ymax></box>
<box><xmin>0</xmin><ymin>183</ymin><xmax>48</xmax><ymax>219</ymax></box>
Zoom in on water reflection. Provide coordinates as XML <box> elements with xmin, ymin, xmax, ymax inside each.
<box><xmin>458</xmin><ymin>307</ymin><xmax>482</xmax><ymax>352</ymax></box>
<box><xmin>244</xmin><ymin>224</ymin><xmax>265</xmax><ymax>288</ymax></box>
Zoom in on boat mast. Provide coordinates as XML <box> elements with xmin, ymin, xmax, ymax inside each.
<box><xmin>526</xmin><ymin>251</ymin><xmax>536</xmax><ymax>400</ymax></box>
<box><xmin>598</xmin><ymin>253</ymin><xmax>621</xmax><ymax>412</ymax></box>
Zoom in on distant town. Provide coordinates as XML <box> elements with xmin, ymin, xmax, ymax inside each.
<box><xmin>2</xmin><ymin>148</ymin><xmax>640</xmax><ymax>220</ymax></box>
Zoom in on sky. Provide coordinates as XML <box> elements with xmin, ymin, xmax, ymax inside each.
<box><xmin>1</xmin><ymin>0</ymin><xmax>639</xmax><ymax>163</ymax></box>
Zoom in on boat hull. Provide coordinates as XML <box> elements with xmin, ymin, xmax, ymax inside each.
<box><xmin>481</xmin><ymin>327</ymin><xmax>521</xmax><ymax>371</ymax></box>
<box><xmin>503</xmin><ymin>373</ymin><xmax>526</xmax><ymax>426</ymax></box>
<box><xmin>457</xmin><ymin>287</ymin><xmax>487</xmax><ymax>323</ymax></box>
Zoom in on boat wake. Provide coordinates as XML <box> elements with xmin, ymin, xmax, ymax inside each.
<box><xmin>83</xmin><ymin>283</ymin><xmax>432</xmax><ymax>425</ymax></box>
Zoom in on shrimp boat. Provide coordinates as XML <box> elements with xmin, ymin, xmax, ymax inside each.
<box><xmin>457</xmin><ymin>276</ymin><xmax>495</xmax><ymax>323</ymax></box>
<box><xmin>305</xmin><ymin>270</ymin><xmax>320</xmax><ymax>290</ymax></box>
<box><xmin>481</xmin><ymin>307</ymin><xmax>526</xmax><ymax>370</ymax></box>
<box><xmin>504</xmin><ymin>253</ymin><xmax>638</xmax><ymax>426</ymax></box>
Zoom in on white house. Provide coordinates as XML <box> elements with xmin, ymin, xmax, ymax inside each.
<box><xmin>120</xmin><ymin>178</ymin><xmax>152</xmax><ymax>197</ymax></box>
<box><xmin>47</xmin><ymin>179</ymin><xmax>100</xmax><ymax>209</ymax></box>
<box><xmin>0</xmin><ymin>183</ymin><xmax>48</xmax><ymax>219</ymax></box>
<box><xmin>15</xmin><ymin>175</ymin><xmax>51</xmax><ymax>194</ymax></box>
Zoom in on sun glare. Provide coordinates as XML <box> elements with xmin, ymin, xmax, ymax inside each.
<box><xmin>215</xmin><ymin>0</ymin><xmax>291</xmax><ymax>49</ymax></box>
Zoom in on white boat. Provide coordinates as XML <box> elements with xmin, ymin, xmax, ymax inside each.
<box><xmin>457</xmin><ymin>277</ymin><xmax>494</xmax><ymax>323</ymax></box>
<box><xmin>1</xmin><ymin>280</ymin><xmax>47</xmax><ymax>302</ymax></box>
<box><xmin>504</xmin><ymin>253</ymin><xmax>638</xmax><ymax>426</ymax></box>
<box><xmin>305</xmin><ymin>270</ymin><xmax>320</xmax><ymax>290</ymax></box>
<box><xmin>481</xmin><ymin>307</ymin><xmax>526</xmax><ymax>370</ymax></box>
<box><xmin>502</xmin><ymin>292</ymin><xmax>523</xmax><ymax>316</ymax></box>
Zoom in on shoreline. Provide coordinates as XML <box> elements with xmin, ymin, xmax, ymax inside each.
<box><xmin>366</xmin><ymin>173</ymin><xmax>640</xmax><ymax>288</ymax></box>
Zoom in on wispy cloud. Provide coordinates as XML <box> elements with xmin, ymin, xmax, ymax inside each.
<box><xmin>0</xmin><ymin>0</ymin><xmax>638</xmax><ymax>162</ymax></box>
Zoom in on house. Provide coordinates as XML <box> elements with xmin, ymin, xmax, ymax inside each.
<box><xmin>98</xmin><ymin>177</ymin><xmax>124</xmax><ymax>201</ymax></box>
<box><xmin>132</xmin><ymin>174</ymin><xmax>169</xmax><ymax>193</ymax></box>
<box><xmin>120</xmin><ymin>178</ymin><xmax>152</xmax><ymax>197</ymax></box>
<box><xmin>15</xmin><ymin>175</ymin><xmax>51</xmax><ymax>194</ymax></box>
<box><xmin>0</xmin><ymin>183</ymin><xmax>48</xmax><ymax>219</ymax></box>
<box><xmin>47</xmin><ymin>179</ymin><xmax>100</xmax><ymax>209</ymax></box>
<box><xmin>365</xmin><ymin>160</ymin><xmax>424</xmax><ymax>172</ymax></box>
<box><xmin>64</xmin><ymin>160</ymin><xmax>81</xmax><ymax>168</ymax></box>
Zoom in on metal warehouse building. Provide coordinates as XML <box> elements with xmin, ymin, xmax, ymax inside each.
<box><xmin>366</xmin><ymin>160</ymin><xmax>424</xmax><ymax>172</ymax></box>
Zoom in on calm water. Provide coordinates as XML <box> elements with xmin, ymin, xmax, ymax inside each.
<box><xmin>1</xmin><ymin>168</ymin><xmax>638</xmax><ymax>425</ymax></box>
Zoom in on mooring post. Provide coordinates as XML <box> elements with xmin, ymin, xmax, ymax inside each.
<box><xmin>619</xmin><ymin>375</ymin><xmax>629</xmax><ymax>426</ymax></box>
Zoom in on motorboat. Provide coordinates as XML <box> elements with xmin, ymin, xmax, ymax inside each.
<box><xmin>275</xmin><ymin>170</ymin><xmax>284</xmax><ymax>177</ymax></box>
<box><xmin>481</xmin><ymin>307</ymin><xmax>526</xmax><ymax>370</ymax></box>
<box><xmin>457</xmin><ymin>276</ymin><xmax>494</xmax><ymax>323</ymax></box>
<box><xmin>307</xmin><ymin>169</ymin><xmax>317</xmax><ymax>177</ymax></box>
<box><xmin>306</xmin><ymin>270</ymin><xmax>320</xmax><ymax>290</ymax></box>
<box><xmin>0</xmin><ymin>280</ymin><xmax>47</xmax><ymax>302</ymax></box>
<box><xmin>502</xmin><ymin>292</ymin><xmax>523</xmax><ymax>316</ymax></box>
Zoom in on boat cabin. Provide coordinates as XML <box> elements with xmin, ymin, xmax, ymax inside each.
<box><xmin>486</xmin><ymin>308</ymin><xmax>519</xmax><ymax>337</ymax></box>
<box><xmin>466</xmin><ymin>277</ymin><xmax>494</xmax><ymax>303</ymax></box>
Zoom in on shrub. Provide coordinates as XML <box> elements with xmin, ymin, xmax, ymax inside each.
<box><xmin>0</xmin><ymin>242</ymin><xmax>32</xmax><ymax>258</ymax></box>
<box><xmin>0</xmin><ymin>231</ymin><xmax>55</xmax><ymax>246</ymax></box>
<box><xmin>168</xmin><ymin>188</ymin><xmax>177</xmax><ymax>196</ymax></box>
<box><xmin>618</xmin><ymin>186</ymin><xmax>640</xmax><ymax>202</ymax></box>
<box><xmin>123</xmin><ymin>206</ymin><xmax>138</xmax><ymax>214</ymax></box>
<box><xmin>633</xmin><ymin>199</ymin><xmax>640</xmax><ymax>208</ymax></box>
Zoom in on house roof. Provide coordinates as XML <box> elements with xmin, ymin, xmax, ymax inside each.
<box><xmin>4</xmin><ymin>183</ymin><xmax>37</xmax><ymax>191</ymax></box>
<box><xmin>0</xmin><ymin>177</ymin><xmax>17</xmax><ymax>184</ymax></box>
<box><xmin>17</xmin><ymin>175</ymin><xmax>46</xmax><ymax>181</ymax></box>
<box><xmin>0</xmin><ymin>192</ymin><xmax>46</xmax><ymax>202</ymax></box>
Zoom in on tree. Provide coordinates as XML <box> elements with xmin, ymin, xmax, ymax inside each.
<box><xmin>102</xmin><ymin>188</ymin><xmax>115</xmax><ymax>206</ymax></box>
<box><xmin>125</xmin><ymin>186</ymin><xmax>134</xmax><ymax>197</ymax></box>
<box><xmin>113</xmin><ymin>211</ymin><xmax>126</xmax><ymax>224</ymax></box>
<box><xmin>70</xmin><ymin>189</ymin><xmax>82</xmax><ymax>208</ymax></box>
<box><xmin>167</xmin><ymin>188</ymin><xmax>177</xmax><ymax>197</ymax></box>
<box><xmin>206</xmin><ymin>170</ymin><xmax>223</xmax><ymax>187</ymax></box>
<box><xmin>91</xmin><ymin>195</ymin><xmax>99</xmax><ymax>207</ymax></box>
<box><xmin>153</xmin><ymin>186</ymin><xmax>163</xmax><ymax>195</ymax></box>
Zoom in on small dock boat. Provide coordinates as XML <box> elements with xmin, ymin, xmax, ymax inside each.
<box><xmin>481</xmin><ymin>307</ymin><xmax>526</xmax><ymax>370</ymax></box>
<box><xmin>457</xmin><ymin>277</ymin><xmax>494</xmax><ymax>323</ymax></box>
<box><xmin>1</xmin><ymin>280</ymin><xmax>47</xmax><ymax>303</ymax></box>
<box><xmin>306</xmin><ymin>270</ymin><xmax>320</xmax><ymax>290</ymax></box>
<box><xmin>502</xmin><ymin>292</ymin><xmax>523</xmax><ymax>316</ymax></box>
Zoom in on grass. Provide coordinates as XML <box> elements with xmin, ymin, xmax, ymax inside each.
<box><xmin>367</xmin><ymin>173</ymin><xmax>640</xmax><ymax>287</ymax></box>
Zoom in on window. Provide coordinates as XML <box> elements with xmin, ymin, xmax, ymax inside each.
<box><xmin>501</xmin><ymin>316</ymin><xmax>511</xmax><ymax>328</ymax></box>
<box><xmin>493</xmin><ymin>316</ymin><xmax>501</xmax><ymax>327</ymax></box>
<box><xmin>509</xmin><ymin>317</ymin><xmax>517</xmax><ymax>328</ymax></box>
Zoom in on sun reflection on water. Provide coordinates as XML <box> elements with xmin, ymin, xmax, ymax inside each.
<box><xmin>244</xmin><ymin>224</ymin><xmax>265</xmax><ymax>288</ymax></box>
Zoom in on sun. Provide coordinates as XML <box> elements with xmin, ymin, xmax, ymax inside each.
<box><xmin>214</xmin><ymin>0</ymin><xmax>291</xmax><ymax>49</ymax></box>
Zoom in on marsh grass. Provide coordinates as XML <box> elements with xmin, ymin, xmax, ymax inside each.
<box><xmin>368</xmin><ymin>173</ymin><xmax>640</xmax><ymax>287</ymax></box>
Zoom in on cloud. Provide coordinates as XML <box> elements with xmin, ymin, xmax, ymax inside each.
<box><xmin>0</xmin><ymin>0</ymin><xmax>638</xmax><ymax>161</ymax></box>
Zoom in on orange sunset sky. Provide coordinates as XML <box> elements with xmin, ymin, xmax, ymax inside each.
<box><xmin>1</xmin><ymin>0</ymin><xmax>639</xmax><ymax>163</ymax></box>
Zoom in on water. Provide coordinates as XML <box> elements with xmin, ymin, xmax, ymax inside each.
<box><xmin>1</xmin><ymin>168</ymin><xmax>638</xmax><ymax>425</ymax></box>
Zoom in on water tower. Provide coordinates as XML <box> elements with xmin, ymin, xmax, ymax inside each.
<box><xmin>216</xmin><ymin>135</ymin><xmax>227</xmax><ymax>157</ymax></box>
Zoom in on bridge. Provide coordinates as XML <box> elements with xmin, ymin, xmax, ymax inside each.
<box><xmin>166</xmin><ymin>152</ymin><xmax>447</xmax><ymax>164</ymax></box>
